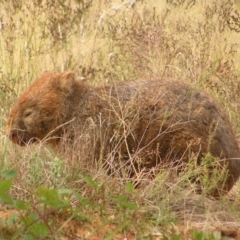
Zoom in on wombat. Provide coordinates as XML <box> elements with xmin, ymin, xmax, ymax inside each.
<box><xmin>6</xmin><ymin>71</ymin><xmax>240</xmax><ymax>196</ymax></box>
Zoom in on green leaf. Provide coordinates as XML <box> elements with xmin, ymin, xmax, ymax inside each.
<box><xmin>58</xmin><ymin>188</ymin><xmax>74</xmax><ymax>195</ymax></box>
<box><xmin>14</xmin><ymin>199</ymin><xmax>28</xmax><ymax>210</ymax></box>
<box><xmin>73</xmin><ymin>191</ymin><xmax>84</xmax><ymax>201</ymax></box>
<box><xmin>0</xmin><ymin>179</ymin><xmax>12</xmax><ymax>192</ymax></box>
<box><xmin>29</xmin><ymin>212</ymin><xmax>39</xmax><ymax>221</ymax></box>
<box><xmin>27</xmin><ymin>222</ymin><xmax>49</xmax><ymax>238</ymax></box>
<box><xmin>193</xmin><ymin>229</ymin><xmax>205</xmax><ymax>239</ymax></box>
<box><xmin>84</xmin><ymin>176</ymin><xmax>99</xmax><ymax>188</ymax></box>
<box><xmin>125</xmin><ymin>182</ymin><xmax>135</xmax><ymax>193</ymax></box>
<box><xmin>0</xmin><ymin>191</ymin><xmax>14</xmax><ymax>205</ymax></box>
<box><xmin>2</xmin><ymin>169</ymin><xmax>17</xmax><ymax>179</ymax></box>
<box><xmin>73</xmin><ymin>192</ymin><xmax>93</xmax><ymax>207</ymax></box>
<box><xmin>23</xmin><ymin>234</ymin><xmax>34</xmax><ymax>240</ymax></box>
<box><xmin>35</xmin><ymin>187</ymin><xmax>67</xmax><ymax>208</ymax></box>
<box><xmin>7</xmin><ymin>213</ymin><xmax>19</xmax><ymax>226</ymax></box>
<box><xmin>172</xmin><ymin>234</ymin><xmax>181</xmax><ymax>240</ymax></box>
<box><xmin>114</xmin><ymin>195</ymin><xmax>128</xmax><ymax>202</ymax></box>
<box><xmin>119</xmin><ymin>201</ymin><xmax>138</xmax><ymax>210</ymax></box>
<box><xmin>114</xmin><ymin>195</ymin><xmax>138</xmax><ymax>210</ymax></box>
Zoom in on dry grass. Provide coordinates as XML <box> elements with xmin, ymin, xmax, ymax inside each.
<box><xmin>1</xmin><ymin>0</ymin><xmax>240</xmax><ymax>239</ymax></box>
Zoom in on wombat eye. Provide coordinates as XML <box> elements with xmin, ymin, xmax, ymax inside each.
<box><xmin>24</xmin><ymin>111</ymin><xmax>32</xmax><ymax>118</ymax></box>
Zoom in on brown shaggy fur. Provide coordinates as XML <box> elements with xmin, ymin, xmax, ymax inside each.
<box><xmin>6</xmin><ymin>71</ymin><xmax>240</xmax><ymax>196</ymax></box>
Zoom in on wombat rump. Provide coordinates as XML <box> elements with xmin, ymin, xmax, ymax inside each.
<box><xmin>6</xmin><ymin>71</ymin><xmax>240</xmax><ymax>196</ymax></box>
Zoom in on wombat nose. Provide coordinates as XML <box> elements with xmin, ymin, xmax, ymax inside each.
<box><xmin>7</xmin><ymin>129</ymin><xmax>24</xmax><ymax>145</ymax></box>
<box><xmin>9</xmin><ymin>130</ymin><xmax>16</xmax><ymax>140</ymax></box>
<box><xmin>7</xmin><ymin>129</ymin><xmax>21</xmax><ymax>142</ymax></box>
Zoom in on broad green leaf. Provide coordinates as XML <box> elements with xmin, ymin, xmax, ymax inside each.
<box><xmin>0</xmin><ymin>179</ymin><xmax>12</xmax><ymax>192</ymax></box>
<box><xmin>114</xmin><ymin>195</ymin><xmax>128</xmax><ymax>202</ymax></box>
<box><xmin>2</xmin><ymin>169</ymin><xmax>17</xmax><ymax>179</ymax></box>
<box><xmin>73</xmin><ymin>191</ymin><xmax>85</xmax><ymax>201</ymax></box>
<box><xmin>27</xmin><ymin>222</ymin><xmax>49</xmax><ymax>238</ymax></box>
<box><xmin>125</xmin><ymin>182</ymin><xmax>135</xmax><ymax>193</ymax></box>
<box><xmin>0</xmin><ymin>191</ymin><xmax>14</xmax><ymax>204</ymax></box>
<box><xmin>23</xmin><ymin>234</ymin><xmax>34</xmax><ymax>240</ymax></box>
<box><xmin>84</xmin><ymin>176</ymin><xmax>99</xmax><ymax>188</ymax></box>
<box><xmin>35</xmin><ymin>186</ymin><xmax>68</xmax><ymax>208</ymax></box>
<box><xmin>114</xmin><ymin>195</ymin><xmax>138</xmax><ymax>210</ymax></box>
<box><xmin>118</xmin><ymin>201</ymin><xmax>138</xmax><ymax>210</ymax></box>
<box><xmin>14</xmin><ymin>199</ymin><xmax>28</xmax><ymax>210</ymax></box>
<box><xmin>7</xmin><ymin>213</ymin><xmax>19</xmax><ymax>226</ymax></box>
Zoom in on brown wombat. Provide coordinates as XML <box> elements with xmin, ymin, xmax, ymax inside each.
<box><xmin>6</xmin><ymin>71</ymin><xmax>240</xmax><ymax>196</ymax></box>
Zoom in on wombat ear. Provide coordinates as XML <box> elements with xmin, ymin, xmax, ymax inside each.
<box><xmin>40</xmin><ymin>70</ymin><xmax>52</xmax><ymax>77</ymax></box>
<box><xmin>58</xmin><ymin>71</ymin><xmax>75</xmax><ymax>94</ymax></box>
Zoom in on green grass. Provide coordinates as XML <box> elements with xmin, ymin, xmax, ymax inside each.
<box><xmin>1</xmin><ymin>0</ymin><xmax>240</xmax><ymax>239</ymax></box>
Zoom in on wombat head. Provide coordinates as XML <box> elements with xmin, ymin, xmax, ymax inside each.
<box><xmin>6</xmin><ymin>71</ymin><xmax>76</xmax><ymax>146</ymax></box>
